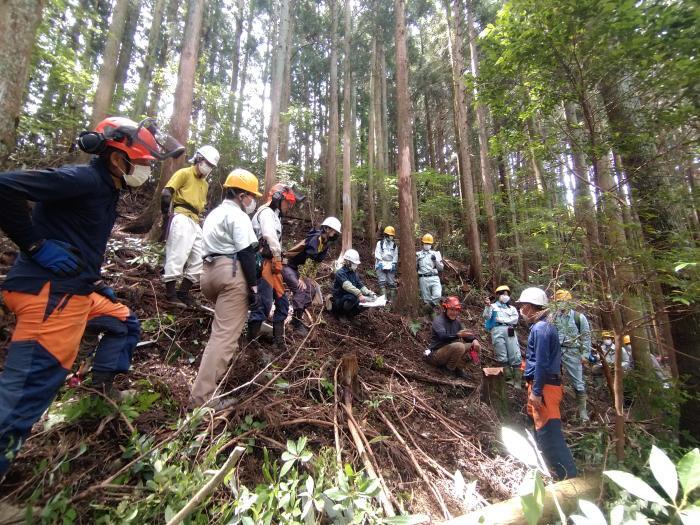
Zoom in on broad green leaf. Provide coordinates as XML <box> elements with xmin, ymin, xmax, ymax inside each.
<box><xmin>519</xmin><ymin>470</ymin><xmax>545</xmax><ymax>525</ymax></box>
<box><xmin>280</xmin><ymin>459</ymin><xmax>295</xmax><ymax>478</ymax></box>
<box><xmin>578</xmin><ymin>499</ymin><xmax>607</xmax><ymax>525</ymax></box>
<box><xmin>502</xmin><ymin>427</ymin><xmax>539</xmax><ymax>467</ymax></box>
<box><xmin>677</xmin><ymin>448</ymin><xmax>700</xmax><ymax>495</ymax></box>
<box><xmin>649</xmin><ymin>446</ymin><xmax>678</xmax><ymax>502</ymax></box>
<box><xmin>604</xmin><ymin>470</ymin><xmax>668</xmax><ymax>506</ymax></box>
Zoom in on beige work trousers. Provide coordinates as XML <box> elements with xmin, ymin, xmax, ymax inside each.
<box><xmin>430</xmin><ymin>341</ymin><xmax>473</xmax><ymax>371</ymax></box>
<box><xmin>190</xmin><ymin>257</ymin><xmax>248</xmax><ymax>405</ymax></box>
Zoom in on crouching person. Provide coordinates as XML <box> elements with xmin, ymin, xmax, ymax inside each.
<box><xmin>332</xmin><ymin>249</ymin><xmax>377</xmax><ymax>323</ymax></box>
<box><xmin>189</xmin><ymin>169</ymin><xmax>261</xmax><ymax>411</ymax></box>
<box><xmin>424</xmin><ymin>296</ymin><xmax>480</xmax><ymax>379</ymax></box>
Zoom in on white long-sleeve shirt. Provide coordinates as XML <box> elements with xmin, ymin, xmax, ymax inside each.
<box><xmin>375</xmin><ymin>239</ymin><xmax>398</xmax><ymax>269</ymax></box>
<box><xmin>251</xmin><ymin>205</ymin><xmax>282</xmax><ymax>257</ymax></box>
<box><xmin>482</xmin><ymin>301</ymin><xmax>519</xmax><ymax>326</ymax></box>
<box><xmin>416</xmin><ymin>249</ymin><xmax>443</xmax><ymax>276</ymax></box>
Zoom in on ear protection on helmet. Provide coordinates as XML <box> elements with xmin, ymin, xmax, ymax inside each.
<box><xmin>77</xmin><ymin>131</ymin><xmax>107</xmax><ymax>154</ymax></box>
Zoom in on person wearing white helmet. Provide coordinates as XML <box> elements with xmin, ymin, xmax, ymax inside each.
<box><xmin>161</xmin><ymin>144</ymin><xmax>220</xmax><ymax>307</ymax></box>
<box><xmin>280</xmin><ymin>217</ymin><xmax>341</xmax><ymax>336</ymax></box>
<box><xmin>332</xmin><ymin>249</ymin><xmax>377</xmax><ymax>323</ymax></box>
<box><xmin>517</xmin><ymin>286</ymin><xmax>577</xmax><ymax>480</ymax></box>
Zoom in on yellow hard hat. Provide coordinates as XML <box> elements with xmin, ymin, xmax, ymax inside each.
<box><xmin>554</xmin><ymin>289</ymin><xmax>573</xmax><ymax>301</ymax></box>
<box><xmin>623</xmin><ymin>335</ymin><xmax>631</xmax><ymax>345</ymax></box>
<box><xmin>495</xmin><ymin>285</ymin><xmax>511</xmax><ymax>294</ymax></box>
<box><xmin>421</xmin><ymin>233</ymin><xmax>434</xmax><ymax>244</ymax></box>
<box><xmin>223</xmin><ymin>168</ymin><xmax>262</xmax><ymax>196</ymax></box>
<box><xmin>384</xmin><ymin>226</ymin><xmax>396</xmax><ymax>236</ymax></box>
<box><xmin>601</xmin><ymin>330</ymin><xmax>614</xmax><ymax>338</ymax></box>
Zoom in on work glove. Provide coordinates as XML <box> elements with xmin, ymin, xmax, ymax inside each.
<box><xmin>29</xmin><ymin>239</ymin><xmax>85</xmax><ymax>277</ymax></box>
<box><xmin>95</xmin><ymin>281</ymin><xmax>117</xmax><ymax>303</ymax></box>
<box><xmin>431</xmin><ymin>254</ymin><xmax>436</xmax><ymax>262</ymax></box>
<box><xmin>469</xmin><ymin>348</ymin><xmax>480</xmax><ymax>365</ymax></box>
<box><xmin>587</xmin><ymin>351</ymin><xmax>597</xmax><ymax>364</ymax></box>
<box><xmin>392</xmin><ymin>263</ymin><xmax>397</xmax><ymax>273</ymax></box>
<box><xmin>272</xmin><ymin>258</ymin><xmax>283</xmax><ymax>274</ymax></box>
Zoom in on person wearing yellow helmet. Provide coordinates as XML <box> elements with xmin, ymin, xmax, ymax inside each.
<box><xmin>189</xmin><ymin>169</ymin><xmax>261</xmax><ymax>410</ymax></box>
<box><xmin>416</xmin><ymin>233</ymin><xmax>444</xmax><ymax>307</ymax></box>
<box><xmin>375</xmin><ymin>226</ymin><xmax>399</xmax><ymax>301</ymax></box>
<box><xmin>551</xmin><ymin>289</ymin><xmax>592</xmax><ymax>422</ymax></box>
<box><xmin>161</xmin><ymin>144</ymin><xmax>221</xmax><ymax>307</ymax></box>
<box><xmin>483</xmin><ymin>284</ymin><xmax>522</xmax><ymax>384</ymax></box>
<box><xmin>599</xmin><ymin>330</ymin><xmax>632</xmax><ymax>372</ymax></box>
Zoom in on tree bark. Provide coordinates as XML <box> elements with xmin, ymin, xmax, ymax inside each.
<box><xmin>394</xmin><ymin>0</ymin><xmax>420</xmax><ymax>316</ymax></box>
<box><xmin>147</xmin><ymin>0</ymin><xmax>181</xmax><ymax>116</ymax></box>
<box><xmin>445</xmin><ymin>0</ymin><xmax>482</xmax><ymax>284</ymax></box>
<box><xmin>127</xmin><ymin>0</ymin><xmax>205</xmax><ymax>236</ymax></box>
<box><xmin>113</xmin><ymin>0</ymin><xmax>141</xmax><ymax>110</ymax></box>
<box><xmin>227</xmin><ymin>0</ymin><xmax>246</xmax><ymax>129</ymax></box>
<box><xmin>0</xmin><ymin>0</ymin><xmax>44</xmax><ymax>166</ymax></box>
<box><xmin>132</xmin><ymin>0</ymin><xmax>166</xmax><ymax>117</ymax></box>
<box><xmin>263</xmin><ymin>0</ymin><xmax>291</xmax><ymax>194</ymax></box>
<box><xmin>367</xmin><ymin>36</ymin><xmax>378</xmax><ymax>250</ymax></box>
<box><xmin>340</xmin><ymin>0</ymin><xmax>353</xmax><ymax>252</ymax></box>
<box><xmin>232</xmin><ymin>1</ymin><xmax>255</xmax><ymax>158</ymax></box>
<box><xmin>89</xmin><ymin>0</ymin><xmax>130</xmax><ymax>128</ymax></box>
<box><xmin>326</xmin><ymin>0</ymin><xmax>340</xmax><ymax>216</ymax></box>
<box><xmin>278</xmin><ymin>11</ymin><xmax>295</xmax><ymax>163</ymax></box>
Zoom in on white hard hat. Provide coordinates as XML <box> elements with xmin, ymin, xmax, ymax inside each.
<box><xmin>343</xmin><ymin>249</ymin><xmax>361</xmax><ymax>265</ymax></box>
<box><xmin>516</xmin><ymin>287</ymin><xmax>549</xmax><ymax>307</ymax></box>
<box><xmin>192</xmin><ymin>145</ymin><xmax>220</xmax><ymax>166</ymax></box>
<box><xmin>321</xmin><ymin>216</ymin><xmax>342</xmax><ymax>233</ymax></box>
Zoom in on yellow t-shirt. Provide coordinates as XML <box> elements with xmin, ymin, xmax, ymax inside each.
<box><xmin>165</xmin><ymin>166</ymin><xmax>209</xmax><ymax>222</ymax></box>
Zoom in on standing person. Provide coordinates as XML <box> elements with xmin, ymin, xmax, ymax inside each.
<box><xmin>189</xmin><ymin>169</ymin><xmax>261</xmax><ymax>410</ymax></box>
<box><xmin>483</xmin><ymin>285</ymin><xmax>521</xmax><ymax>385</ymax></box>
<box><xmin>332</xmin><ymin>249</ymin><xmax>377</xmax><ymax>323</ymax></box>
<box><xmin>247</xmin><ymin>184</ymin><xmax>303</xmax><ymax>348</ymax></box>
<box><xmin>374</xmin><ymin>226</ymin><xmax>399</xmax><ymax>302</ymax></box>
<box><xmin>282</xmin><ymin>217</ymin><xmax>341</xmax><ymax>335</ymax></box>
<box><xmin>516</xmin><ymin>287</ymin><xmax>577</xmax><ymax>480</ymax></box>
<box><xmin>601</xmin><ymin>331</ymin><xmax>632</xmax><ymax>371</ymax></box>
<box><xmin>424</xmin><ymin>296</ymin><xmax>481</xmax><ymax>379</ymax></box>
<box><xmin>552</xmin><ymin>289</ymin><xmax>592</xmax><ymax>422</ymax></box>
<box><xmin>416</xmin><ymin>233</ymin><xmax>444</xmax><ymax>308</ymax></box>
<box><xmin>161</xmin><ymin>145</ymin><xmax>220</xmax><ymax>307</ymax></box>
<box><xmin>0</xmin><ymin>116</ymin><xmax>183</xmax><ymax>476</ymax></box>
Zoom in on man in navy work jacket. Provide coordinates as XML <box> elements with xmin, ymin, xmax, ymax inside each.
<box><xmin>0</xmin><ymin>117</ymin><xmax>183</xmax><ymax>477</ymax></box>
<box><xmin>331</xmin><ymin>249</ymin><xmax>377</xmax><ymax>322</ymax></box>
<box><xmin>516</xmin><ymin>287</ymin><xmax>577</xmax><ymax>480</ymax></box>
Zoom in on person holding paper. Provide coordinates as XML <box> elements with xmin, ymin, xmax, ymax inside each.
<box><xmin>332</xmin><ymin>249</ymin><xmax>377</xmax><ymax>323</ymax></box>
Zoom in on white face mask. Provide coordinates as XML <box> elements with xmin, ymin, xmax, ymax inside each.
<box><xmin>499</xmin><ymin>294</ymin><xmax>510</xmax><ymax>304</ymax></box>
<box><xmin>243</xmin><ymin>195</ymin><xmax>257</xmax><ymax>214</ymax></box>
<box><xmin>351</xmin><ymin>263</ymin><xmax>358</xmax><ymax>271</ymax></box>
<box><xmin>123</xmin><ymin>164</ymin><xmax>151</xmax><ymax>187</ymax></box>
<box><xmin>603</xmin><ymin>338</ymin><xmax>613</xmax><ymax>345</ymax></box>
<box><xmin>198</xmin><ymin>161</ymin><xmax>213</xmax><ymax>177</ymax></box>
<box><xmin>423</xmin><ymin>244</ymin><xmax>432</xmax><ymax>251</ymax></box>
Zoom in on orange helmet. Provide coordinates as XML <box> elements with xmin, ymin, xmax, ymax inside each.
<box><xmin>442</xmin><ymin>296</ymin><xmax>462</xmax><ymax>311</ymax></box>
<box><xmin>267</xmin><ymin>183</ymin><xmax>304</xmax><ymax>206</ymax></box>
<box><xmin>78</xmin><ymin>117</ymin><xmax>185</xmax><ymax>161</ymax></box>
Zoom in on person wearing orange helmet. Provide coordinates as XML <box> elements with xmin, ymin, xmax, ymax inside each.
<box><xmin>161</xmin><ymin>144</ymin><xmax>220</xmax><ymax>307</ymax></box>
<box><xmin>247</xmin><ymin>183</ymin><xmax>305</xmax><ymax>349</ymax></box>
<box><xmin>0</xmin><ymin>116</ymin><xmax>183</xmax><ymax>476</ymax></box>
<box><xmin>424</xmin><ymin>296</ymin><xmax>480</xmax><ymax>379</ymax></box>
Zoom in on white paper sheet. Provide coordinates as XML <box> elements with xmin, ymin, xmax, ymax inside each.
<box><xmin>360</xmin><ymin>295</ymin><xmax>387</xmax><ymax>308</ymax></box>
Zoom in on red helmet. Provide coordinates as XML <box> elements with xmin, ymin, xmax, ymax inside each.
<box><xmin>267</xmin><ymin>183</ymin><xmax>305</xmax><ymax>206</ymax></box>
<box><xmin>442</xmin><ymin>296</ymin><xmax>462</xmax><ymax>311</ymax></box>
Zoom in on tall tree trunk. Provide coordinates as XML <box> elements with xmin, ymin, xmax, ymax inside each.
<box><xmin>127</xmin><ymin>0</ymin><xmax>205</xmax><ymax>235</ymax></box>
<box><xmin>394</xmin><ymin>0</ymin><xmax>419</xmax><ymax>315</ymax></box>
<box><xmin>326</xmin><ymin>0</ymin><xmax>340</xmax><ymax>216</ymax></box>
<box><xmin>113</xmin><ymin>0</ymin><xmax>141</xmax><ymax>110</ymax></box>
<box><xmin>367</xmin><ymin>36</ymin><xmax>378</xmax><ymax>249</ymax></box>
<box><xmin>90</xmin><ymin>0</ymin><xmax>130</xmax><ymax>128</ymax></box>
<box><xmin>380</xmin><ymin>43</ymin><xmax>390</xmax><ymax>198</ymax></box>
<box><xmin>228</xmin><ymin>0</ymin><xmax>245</xmax><ymax>127</ymax></box>
<box><xmin>424</xmin><ymin>92</ymin><xmax>436</xmax><ymax>169</ymax></box>
<box><xmin>340</xmin><ymin>0</ymin><xmax>353</xmax><ymax>252</ymax></box>
<box><xmin>263</xmin><ymin>0</ymin><xmax>291</xmax><ymax>193</ymax></box>
<box><xmin>147</xmin><ymin>0</ymin><xmax>181</xmax><ymax>116</ymax></box>
<box><xmin>0</xmin><ymin>0</ymin><xmax>44</xmax><ymax>166</ymax></box>
<box><xmin>467</xmin><ymin>2</ymin><xmax>499</xmax><ymax>287</ymax></box>
<box><xmin>445</xmin><ymin>0</ymin><xmax>482</xmax><ymax>284</ymax></box>
<box><xmin>374</xmin><ymin>41</ymin><xmax>388</xmax><ymax>225</ymax></box>
<box><xmin>133</xmin><ymin>0</ymin><xmax>166</xmax><ymax>117</ymax></box>
<box><xmin>278</xmin><ymin>11</ymin><xmax>294</xmax><ymax>163</ymax></box>
<box><xmin>233</xmin><ymin>1</ymin><xmax>255</xmax><ymax>159</ymax></box>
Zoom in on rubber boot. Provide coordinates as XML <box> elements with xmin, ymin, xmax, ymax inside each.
<box><xmin>576</xmin><ymin>392</ymin><xmax>590</xmax><ymax>422</ymax></box>
<box><xmin>177</xmin><ymin>278</ymin><xmax>196</xmax><ymax>307</ymax></box>
<box><xmin>165</xmin><ymin>281</ymin><xmax>186</xmax><ymax>307</ymax></box>
<box><xmin>273</xmin><ymin>321</ymin><xmax>285</xmax><ymax>348</ymax></box>
<box><xmin>247</xmin><ymin>321</ymin><xmax>262</xmax><ymax>343</ymax></box>
<box><xmin>379</xmin><ymin>286</ymin><xmax>387</xmax><ymax>298</ymax></box>
<box><xmin>512</xmin><ymin>367</ymin><xmax>523</xmax><ymax>390</ymax></box>
<box><xmin>388</xmin><ymin>287</ymin><xmax>396</xmax><ymax>303</ymax></box>
<box><xmin>92</xmin><ymin>371</ymin><xmax>133</xmax><ymax>401</ymax></box>
<box><xmin>502</xmin><ymin>364</ymin><xmax>513</xmax><ymax>384</ymax></box>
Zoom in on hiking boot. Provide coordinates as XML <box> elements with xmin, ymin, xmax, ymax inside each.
<box><xmin>576</xmin><ymin>392</ymin><xmax>590</xmax><ymax>423</ymax></box>
<box><xmin>177</xmin><ymin>278</ymin><xmax>197</xmax><ymax>307</ymax></box>
<box><xmin>91</xmin><ymin>371</ymin><xmax>135</xmax><ymax>402</ymax></box>
<box><xmin>165</xmin><ymin>281</ymin><xmax>186</xmax><ymax>308</ymax></box>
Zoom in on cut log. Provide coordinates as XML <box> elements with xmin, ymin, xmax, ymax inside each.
<box><xmin>481</xmin><ymin>367</ymin><xmax>508</xmax><ymax>418</ymax></box>
<box><xmin>441</xmin><ymin>472</ymin><xmax>601</xmax><ymax>525</ymax></box>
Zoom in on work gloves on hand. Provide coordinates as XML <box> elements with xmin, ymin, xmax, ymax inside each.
<box><xmin>431</xmin><ymin>254</ymin><xmax>436</xmax><ymax>262</ymax></box>
<box><xmin>29</xmin><ymin>239</ymin><xmax>85</xmax><ymax>277</ymax></box>
<box><xmin>95</xmin><ymin>281</ymin><xmax>117</xmax><ymax>302</ymax></box>
<box><xmin>469</xmin><ymin>348</ymin><xmax>480</xmax><ymax>365</ymax></box>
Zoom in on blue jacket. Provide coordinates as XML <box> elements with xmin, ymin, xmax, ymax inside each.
<box><xmin>0</xmin><ymin>158</ymin><xmax>120</xmax><ymax>295</ymax></box>
<box><xmin>285</xmin><ymin>229</ymin><xmax>330</xmax><ymax>270</ymax></box>
<box><xmin>524</xmin><ymin>317</ymin><xmax>562</xmax><ymax>396</ymax></box>
<box><xmin>333</xmin><ymin>265</ymin><xmax>364</xmax><ymax>300</ymax></box>
<box><xmin>429</xmin><ymin>314</ymin><xmax>476</xmax><ymax>352</ymax></box>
